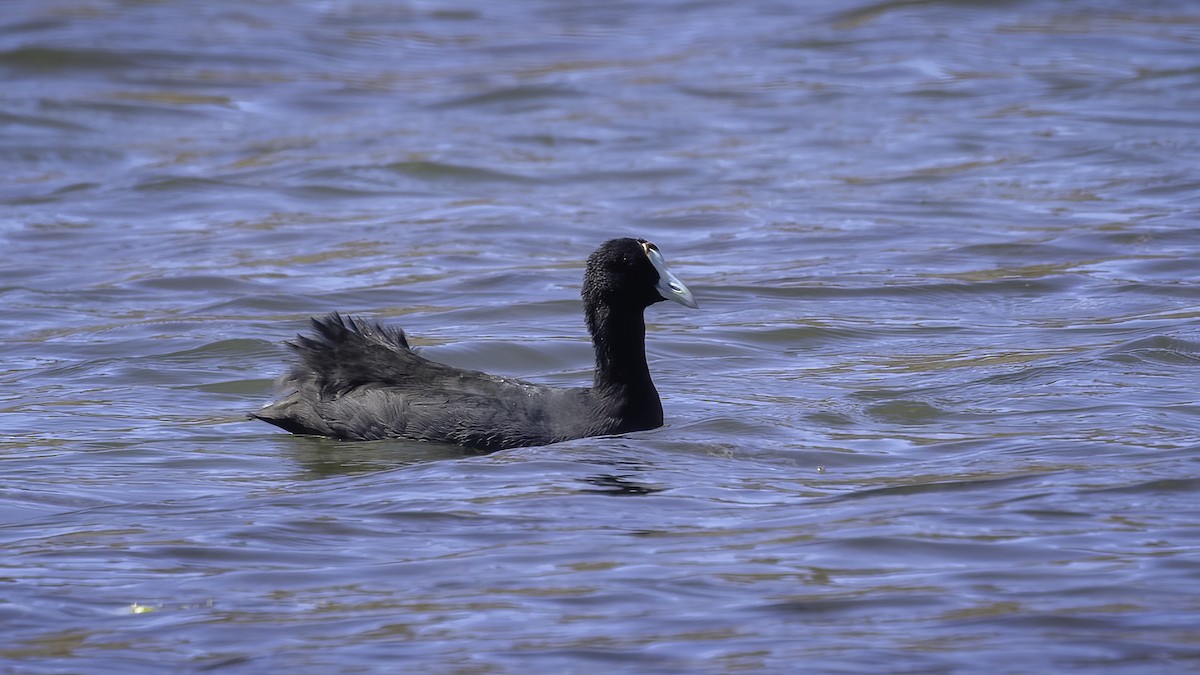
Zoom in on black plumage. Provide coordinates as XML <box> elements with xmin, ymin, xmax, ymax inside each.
<box><xmin>252</xmin><ymin>238</ymin><xmax>698</xmax><ymax>451</ymax></box>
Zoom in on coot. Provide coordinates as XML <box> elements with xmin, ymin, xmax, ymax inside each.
<box><xmin>253</xmin><ymin>238</ymin><xmax>698</xmax><ymax>451</ymax></box>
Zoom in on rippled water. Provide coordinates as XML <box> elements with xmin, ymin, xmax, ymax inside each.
<box><xmin>3</xmin><ymin>0</ymin><xmax>1199</xmax><ymax>671</ymax></box>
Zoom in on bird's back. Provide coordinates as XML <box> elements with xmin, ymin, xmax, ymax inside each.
<box><xmin>253</xmin><ymin>314</ymin><xmax>611</xmax><ymax>450</ymax></box>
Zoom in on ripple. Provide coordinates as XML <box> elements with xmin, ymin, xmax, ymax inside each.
<box><xmin>432</xmin><ymin>84</ymin><xmax>585</xmax><ymax>110</ymax></box>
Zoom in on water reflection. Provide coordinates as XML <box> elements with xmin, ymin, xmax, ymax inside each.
<box><xmin>283</xmin><ymin>436</ymin><xmax>477</xmax><ymax>478</ymax></box>
<box><xmin>579</xmin><ymin>473</ymin><xmax>665</xmax><ymax>495</ymax></box>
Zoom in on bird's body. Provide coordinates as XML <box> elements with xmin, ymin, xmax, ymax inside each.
<box><xmin>254</xmin><ymin>313</ymin><xmax>629</xmax><ymax>451</ymax></box>
<box><xmin>253</xmin><ymin>238</ymin><xmax>697</xmax><ymax>451</ymax></box>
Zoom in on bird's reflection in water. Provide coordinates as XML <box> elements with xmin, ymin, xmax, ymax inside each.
<box><xmin>579</xmin><ymin>473</ymin><xmax>664</xmax><ymax>495</ymax></box>
<box><xmin>284</xmin><ymin>436</ymin><xmax>476</xmax><ymax>479</ymax></box>
<box><xmin>281</xmin><ymin>435</ymin><xmax>667</xmax><ymax>497</ymax></box>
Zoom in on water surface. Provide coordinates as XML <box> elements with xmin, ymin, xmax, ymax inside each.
<box><xmin>2</xmin><ymin>0</ymin><xmax>1199</xmax><ymax>672</ymax></box>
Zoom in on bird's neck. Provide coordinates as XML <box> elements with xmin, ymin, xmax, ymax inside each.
<box><xmin>587</xmin><ymin>303</ymin><xmax>662</xmax><ymax>428</ymax></box>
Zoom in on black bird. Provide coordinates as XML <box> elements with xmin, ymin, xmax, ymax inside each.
<box><xmin>252</xmin><ymin>238</ymin><xmax>698</xmax><ymax>451</ymax></box>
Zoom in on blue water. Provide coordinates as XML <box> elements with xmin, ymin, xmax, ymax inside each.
<box><xmin>3</xmin><ymin>1</ymin><xmax>1199</xmax><ymax>671</ymax></box>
